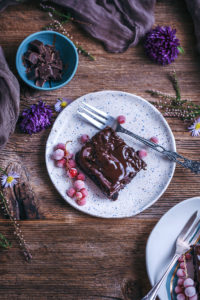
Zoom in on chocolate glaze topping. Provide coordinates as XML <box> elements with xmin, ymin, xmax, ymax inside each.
<box><xmin>76</xmin><ymin>126</ymin><xmax>146</xmax><ymax>200</ymax></box>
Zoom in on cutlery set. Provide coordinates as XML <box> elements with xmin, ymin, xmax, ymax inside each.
<box><xmin>77</xmin><ymin>103</ymin><xmax>200</xmax><ymax>299</ymax></box>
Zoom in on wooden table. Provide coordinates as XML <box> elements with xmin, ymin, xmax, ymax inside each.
<box><xmin>0</xmin><ymin>1</ymin><xmax>200</xmax><ymax>299</ymax></box>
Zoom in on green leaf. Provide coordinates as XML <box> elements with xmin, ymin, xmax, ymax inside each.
<box><xmin>178</xmin><ymin>46</ymin><xmax>184</xmax><ymax>54</ymax></box>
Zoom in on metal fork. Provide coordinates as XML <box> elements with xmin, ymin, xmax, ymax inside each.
<box><xmin>142</xmin><ymin>210</ymin><xmax>200</xmax><ymax>300</ymax></box>
<box><xmin>77</xmin><ymin>102</ymin><xmax>200</xmax><ymax>174</ymax></box>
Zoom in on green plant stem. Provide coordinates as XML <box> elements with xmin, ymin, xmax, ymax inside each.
<box><xmin>0</xmin><ymin>167</ymin><xmax>7</xmax><ymax>175</ymax></box>
<box><xmin>170</xmin><ymin>71</ymin><xmax>181</xmax><ymax>101</ymax></box>
<box><xmin>146</xmin><ymin>89</ymin><xmax>176</xmax><ymax>101</ymax></box>
<box><xmin>0</xmin><ymin>233</ymin><xmax>11</xmax><ymax>249</ymax></box>
<box><xmin>146</xmin><ymin>71</ymin><xmax>200</xmax><ymax>122</ymax></box>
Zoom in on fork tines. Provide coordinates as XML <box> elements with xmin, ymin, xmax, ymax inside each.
<box><xmin>81</xmin><ymin>102</ymin><xmax>108</xmax><ymax>118</ymax></box>
<box><xmin>77</xmin><ymin>102</ymin><xmax>108</xmax><ymax>130</ymax></box>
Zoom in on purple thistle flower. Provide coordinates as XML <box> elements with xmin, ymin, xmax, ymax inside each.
<box><xmin>144</xmin><ymin>26</ymin><xmax>180</xmax><ymax>65</ymax></box>
<box><xmin>19</xmin><ymin>100</ymin><xmax>53</xmax><ymax>134</ymax></box>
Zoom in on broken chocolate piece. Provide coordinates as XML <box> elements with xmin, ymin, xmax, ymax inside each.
<box><xmin>26</xmin><ymin>51</ymin><xmax>39</xmax><ymax>65</ymax></box>
<box><xmin>51</xmin><ymin>68</ymin><xmax>62</xmax><ymax>81</ymax></box>
<box><xmin>35</xmin><ymin>78</ymin><xmax>46</xmax><ymax>87</ymax></box>
<box><xmin>29</xmin><ymin>39</ymin><xmax>45</xmax><ymax>54</ymax></box>
<box><xmin>23</xmin><ymin>39</ymin><xmax>64</xmax><ymax>87</ymax></box>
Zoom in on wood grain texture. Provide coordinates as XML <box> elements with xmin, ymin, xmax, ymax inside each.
<box><xmin>0</xmin><ymin>0</ymin><xmax>199</xmax><ymax>298</ymax></box>
<box><xmin>4</xmin><ymin>162</ymin><xmax>41</xmax><ymax>220</ymax></box>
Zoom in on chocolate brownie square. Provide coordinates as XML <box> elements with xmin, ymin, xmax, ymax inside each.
<box><xmin>76</xmin><ymin>126</ymin><xmax>146</xmax><ymax>200</ymax></box>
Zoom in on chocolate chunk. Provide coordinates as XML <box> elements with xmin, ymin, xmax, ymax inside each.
<box><xmin>38</xmin><ymin>65</ymin><xmax>52</xmax><ymax>80</ymax></box>
<box><xmin>29</xmin><ymin>40</ymin><xmax>45</xmax><ymax>54</ymax></box>
<box><xmin>51</xmin><ymin>60</ymin><xmax>63</xmax><ymax>70</ymax></box>
<box><xmin>26</xmin><ymin>52</ymin><xmax>39</xmax><ymax>65</ymax></box>
<box><xmin>51</xmin><ymin>68</ymin><xmax>62</xmax><ymax>81</ymax></box>
<box><xmin>23</xmin><ymin>39</ymin><xmax>64</xmax><ymax>87</ymax></box>
<box><xmin>27</xmin><ymin>67</ymin><xmax>39</xmax><ymax>80</ymax></box>
<box><xmin>35</xmin><ymin>78</ymin><xmax>46</xmax><ymax>87</ymax></box>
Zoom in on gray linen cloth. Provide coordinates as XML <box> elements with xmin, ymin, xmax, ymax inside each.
<box><xmin>0</xmin><ymin>47</ymin><xmax>20</xmax><ymax>149</ymax></box>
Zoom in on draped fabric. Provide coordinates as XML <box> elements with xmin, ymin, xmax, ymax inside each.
<box><xmin>0</xmin><ymin>47</ymin><xmax>20</xmax><ymax>149</ymax></box>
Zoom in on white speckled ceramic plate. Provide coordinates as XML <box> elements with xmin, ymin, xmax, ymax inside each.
<box><xmin>146</xmin><ymin>197</ymin><xmax>200</xmax><ymax>300</ymax></box>
<box><xmin>45</xmin><ymin>90</ymin><xmax>176</xmax><ymax>218</ymax></box>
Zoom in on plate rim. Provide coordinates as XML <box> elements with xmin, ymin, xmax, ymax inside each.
<box><xmin>145</xmin><ymin>196</ymin><xmax>200</xmax><ymax>299</ymax></box>
<box><xmin>45</xmin><ymin>90</ymin><xmax>176</xmax><ymax>218</ymax></box>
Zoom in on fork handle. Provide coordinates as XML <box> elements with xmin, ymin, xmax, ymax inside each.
<box><xmin>141</xmin><ymin>254</ymin><xmax>179</xmax><ymax>300</ymax></box>
<box><xmin>118</xmin><ymin>126</ymin><xmax>200</xmax><ymax>174</ymax></box>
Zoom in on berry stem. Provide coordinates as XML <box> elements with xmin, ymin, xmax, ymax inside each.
<box><xmin>183</xmin><ymin>254</ymin><xmax>188</xmax><ymax>278</ymax></box>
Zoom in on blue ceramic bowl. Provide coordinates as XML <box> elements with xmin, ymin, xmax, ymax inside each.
<box><xmin>16</xmin><ymin>31</ymin><xmax>78</xmax><ymax>90</ymax></box>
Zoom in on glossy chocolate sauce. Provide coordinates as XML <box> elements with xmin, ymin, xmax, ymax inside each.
<box><xmin>76</xmin><ymin>126</ymin><xmax>146</xmax><ymax>200</ymax></box>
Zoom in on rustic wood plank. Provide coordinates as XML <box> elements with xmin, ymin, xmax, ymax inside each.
<box><xmin>0</xmin><ymin>220</ymin><xmax>155</xmax><ymax>299</ymax></box>
<box><xmin>3</xmin><ymin>162</ymin><xmax>41</xmax><ymax>220</ymax></box>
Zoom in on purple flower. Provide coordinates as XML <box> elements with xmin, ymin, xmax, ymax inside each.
<box><xmin>144</xmin><ymin>26</ymin><xmax>180</xmax><ymax>65</ymax></box>
<box><xmin>19</xmin><ymin>100</ymin><xmax>53</xmax><ymax>134</ymax></box>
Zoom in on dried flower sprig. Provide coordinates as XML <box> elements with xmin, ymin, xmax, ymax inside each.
<box><xmin>0</xmin><ymin>190</ymin><xmax>32</xmax><ymax>261</ymax></box>
<box><xmin>146</xmin><ymin>71</ymin><xmax>200</xmax><ymax>122</ymax></box>
<box><xmin>40</xmin><ymin>3</ymin><xmax>72</xmax><ymax>24</ymax></box>
<box><xmin>0</xmin><ymin>167</ymin><xmax>31</xmax><ymax>260</ymax></box>
<box><xmin>0</xmin><ymin>233</ymin><xmax>12</xmax><ymax>249</ymax></box>
<box><xmin>40</xmin><ymin>3</ymin><xmax>95</xmax><ymax>61</ymax></box>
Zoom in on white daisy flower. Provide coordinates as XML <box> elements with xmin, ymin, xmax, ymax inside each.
<box><xmin>188</xmin><ymin>117</ymin><xmax>200</xmax><ymax>136</ymax></box>
<box><xmin>54</xmin><ymin>98</ymin><xmax>68</xmax><ymax>112</ymax></box>
<box><xmin>1</xmin><ymin>172</ymin><xmax>20</xmax><ymax>188</ymax></box>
